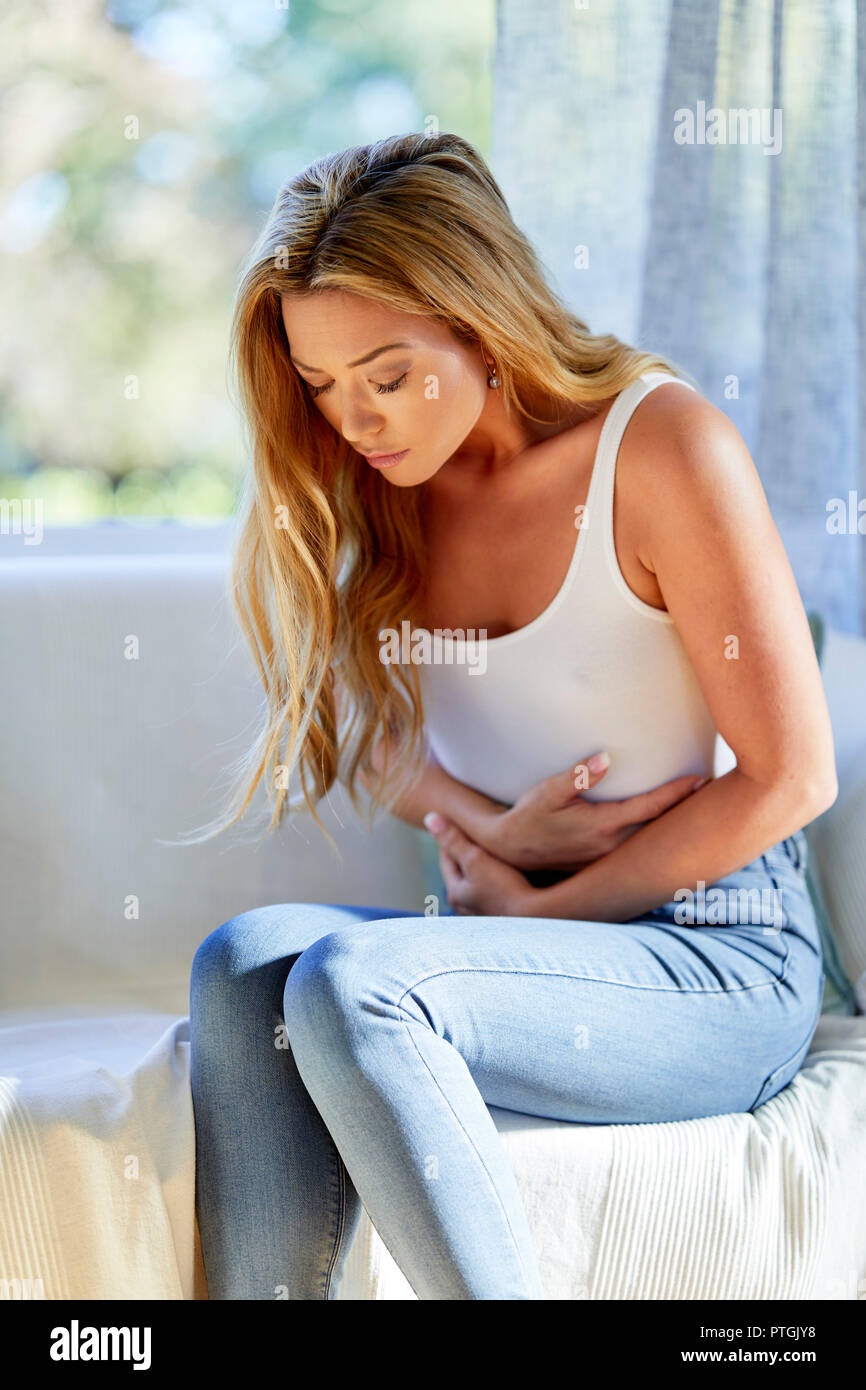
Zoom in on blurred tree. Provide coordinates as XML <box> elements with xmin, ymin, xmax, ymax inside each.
<box><xmin>0</xmin><ymin>0</ymin><xmax>492</xmax><ymax>522</ymax></box>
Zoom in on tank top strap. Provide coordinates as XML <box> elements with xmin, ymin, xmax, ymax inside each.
<box><xmin>579</xmin><ymin>370</ymin><xmax>697</xmax><ymax>582</ymax></box>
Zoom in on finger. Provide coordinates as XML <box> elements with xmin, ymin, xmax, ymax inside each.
<box><xmin>437</xmin><ymin>845</ymin><xmax>469</xmax><ymax>909</ymax></box>
<box><xmin>425</xmin><ymin>815</ymin><xmax>478</xmax><ymax>868</ymax></box>
<box><xmin>608</xmin><ymin>773</ymin><xmax>708</xmax><ymax>828</ymax></box>
<box><xmin>567</xmin><ymin>753</ymin><xmax>612</xmax><ymax>798</ymax></box>
<box><xmin>514</xmin><ymin>755</ymin><xmax>610</xmax><ymax>812</ymax></box>
<box><xmin>438</xmin><ymin>843</ymin><xmax>463</xmax><ymax>880</ymax></box>
<box><xmin>438</xmin><ymin>848</ymin><xmax>471</xmax><ymax>915</ymax></box>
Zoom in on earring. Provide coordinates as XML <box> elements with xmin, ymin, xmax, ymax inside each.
<box><xmin>480</xmin><ymin>342</ymin><xmax>501</xmax><ymax>388</ymax></box>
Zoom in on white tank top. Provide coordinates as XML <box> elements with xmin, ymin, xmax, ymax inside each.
<box><xmin>412</xmin><ymin>371</ymin><xmax>736</xmax><ymax>807</ymax></box>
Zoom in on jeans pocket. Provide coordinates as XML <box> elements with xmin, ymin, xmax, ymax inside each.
<box><xmin>748</xmin><ymin>1004</ymin><xmax>821</xmax><ymax>1111</ymax></box>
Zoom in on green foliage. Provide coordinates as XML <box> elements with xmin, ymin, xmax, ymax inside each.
<box><xmin>0</xmin><ymin>0</ymin><xmax>492</xmax><ymax>521</ymax></box>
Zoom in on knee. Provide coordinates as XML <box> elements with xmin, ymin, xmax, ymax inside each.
<box><xmin>282</xmin><ymin>924</ymin><xmax>388</xmax><ymax>1050</ymax></box>
<box><xmin>192</xmin><ymin>910</ymin><xmax>262</xmax><ymax>987</ymax></box>
<box><xmin>283</xmin><ymin>928</ymin><xmax>351</xmax><ymax>1015</ymax></box>
<box><xmin>191</xmin><ymin>902</ymin><xmax>314</xmax><ymax>992</ymax></box>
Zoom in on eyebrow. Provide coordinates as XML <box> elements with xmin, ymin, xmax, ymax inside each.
<box><xmin>289</xmin><ymin>340</ymin><xmax>417</xmax><ymax>372</ymax></box>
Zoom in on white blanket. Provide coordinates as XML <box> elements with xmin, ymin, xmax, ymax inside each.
<box><xmin>2</xmin><ymin>1011</ymin><xmax>864</xmax><ymax>1301</ymax></box>
<box><xmin>0</xmin><ymin>1011</ymin><xmax>203</xmax><ymax>1300</ymax></box>
<box><xmin>345</xmin><ymin>1014</ymin><xmax>866</xmax><ymax>1300</ymax></box>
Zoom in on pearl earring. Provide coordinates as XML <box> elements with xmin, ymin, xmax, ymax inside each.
<box><xmin>487</xmin><ymin>363</ymin><xmax>501</xmax><ymax>389</ymax></box>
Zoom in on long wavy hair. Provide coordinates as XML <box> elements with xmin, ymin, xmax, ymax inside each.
<box><xmin>181</xmin><ymin>130</ymin><xmax>695</xmax><ymax>854</ymax></box>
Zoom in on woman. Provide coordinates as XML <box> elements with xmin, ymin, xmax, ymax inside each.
<box><xmin>189</xmin><ymin>132</ymin><xmax>836</xmax><ymax>1301</ymax></box>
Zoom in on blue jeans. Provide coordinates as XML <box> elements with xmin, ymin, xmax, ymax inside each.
<box><xmin>189</xmin><ymin>831</ymin><xmax>823</xmax><ymax>1301</ymax></box>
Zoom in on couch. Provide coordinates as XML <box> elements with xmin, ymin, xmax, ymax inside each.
<box><xmin>1</xmin><ymin>522</ymin><xmax>864</xmax><ymax>1301</ymax></box>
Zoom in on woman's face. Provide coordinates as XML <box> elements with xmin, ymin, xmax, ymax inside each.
<box><xmin>280</xmin><ymin>288</ymin><xmax>493</xmax><ymax>486</ymax></box>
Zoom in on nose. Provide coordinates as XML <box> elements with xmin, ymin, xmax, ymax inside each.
<box><xmin>340</xmin><ymin>394</ymin><xmax>388</xmax><ymax>448</ymax></box>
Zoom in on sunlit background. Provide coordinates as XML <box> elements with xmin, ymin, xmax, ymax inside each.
<box><xmin>0</xmin><ymin>0</ymin><xmax>493</xmax><ymax>523</ymax></box>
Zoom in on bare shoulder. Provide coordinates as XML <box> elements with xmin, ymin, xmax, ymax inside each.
<box><xmin>621</xmin><ymin>377</ymin><xmax>756</xmax><ymax>481</ymax></box>
<box><xmin>617</xmin><ymin>377</ymin><xmax>767</xmax><ymax>538</ymax></box>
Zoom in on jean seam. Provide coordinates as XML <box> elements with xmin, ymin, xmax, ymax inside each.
<box><xmin>748</xmin><ymin>995</ymin><xmax>823</xmax><ymax>1111</ymax></box>
<box><xmin>787</xmin><ymin>832</ymin><xmax>808</xmax><ymax>873</ymax></box>
<box><xmin>395</xmin><ymin>1006</ymin><xmax>538</xmax><ymax>1297</ymax></box>
<box><xmin>321</xmin><ymin>1139</ymin><xmax>347</xmax><ymax>1300</ymax></box>
<box><xmin>395</xmin><ymin>960</ymin><xmax>788</xmax><ymax>1002</ymax></box>
<box><xmin>758</xmin><ymin>855</ymin><xmax>793</xmax><ymax>985</ymax></box>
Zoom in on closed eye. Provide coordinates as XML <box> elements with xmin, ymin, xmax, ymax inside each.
<box><xmin>308</xmin><ymin>371</ymin><xmax>409</xmax><ymax>400</ymax></box>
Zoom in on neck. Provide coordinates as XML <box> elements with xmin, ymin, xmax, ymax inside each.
<box><xmin>446</xmin><ymin>390</ymin><xmax>596</xmax><ymax>478</ymax></box>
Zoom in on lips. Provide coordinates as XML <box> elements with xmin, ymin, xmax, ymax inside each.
<box><xmin>361</xmin><ymin>448</ymin><xmax>410</xmax><ymax>469</ymax></box>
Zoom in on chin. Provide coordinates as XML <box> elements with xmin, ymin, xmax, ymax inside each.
<box><xmin>384</xmin><ymin>475</ymin><xmax>425</xmax><ymax>490</ymax></box>
<box><xmin>381</xmin><ymin>459</ymin><xmax>440</xmax><ymax>488</ymax></box>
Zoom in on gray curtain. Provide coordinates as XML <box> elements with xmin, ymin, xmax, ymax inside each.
<box><xmin>492</xmin><ymin>0</ymin><xmax>865</xmax><ymax>635</ymax></box>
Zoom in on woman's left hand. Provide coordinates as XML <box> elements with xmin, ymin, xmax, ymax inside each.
<box><xmin>424</xmin><ymin>812</ymin><xmax>536</xmax><ymax>917</ymax></box>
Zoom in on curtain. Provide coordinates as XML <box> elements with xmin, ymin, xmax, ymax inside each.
<box><xmin>492</xmin><ymin>0</ymin><xmax>865</xmax><ymax>635</ymax></box>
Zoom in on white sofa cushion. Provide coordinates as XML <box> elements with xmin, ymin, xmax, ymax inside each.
<box><xmin>809</xmin><ymin>772</ymin><xmax>866</xmax><ymax>1010</ymax></box>
<box><xmin>805</xmin><ymin>625</ymin><xmax>866</xmax><ymax>1011</ymax></box>
<box><xmin>0</xmin><ymin>551</ymin><xmax>428</xmax><ymax>1018</ymax></box>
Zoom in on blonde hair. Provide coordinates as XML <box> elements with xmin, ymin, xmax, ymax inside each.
<box><xmin>182</xmin><ymin>130</ymin><xmax>696</xmax><ymax>854</ymax></box>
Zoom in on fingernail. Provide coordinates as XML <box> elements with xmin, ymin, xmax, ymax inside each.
<box><xmin>692</xmin><ymin>777</ymin><xmax>706</xmax><ymax>791</ymax></box>
<box><xmin>587</xmin><ymin>752</ymin><xmax>611</xmax><ymax>772</ymax></box>
<box><xmin>424</xmin><ymin>812</ymin><xmax>445</xmax><ymax>832</ymax></box>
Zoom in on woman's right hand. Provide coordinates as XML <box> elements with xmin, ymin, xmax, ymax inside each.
<box><xmin>473</xmin><ymin>755</ymin><xmax>707</xmax><ymax>874</ymax></box>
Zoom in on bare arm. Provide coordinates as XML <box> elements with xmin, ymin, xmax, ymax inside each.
<box><xmin>512</xmin><ymin>387</ymin><xmax>837</xmax><ymax>922</ymax></box>
<box><xmin>359</xmin><ymin>730</ymin><xmax>508</xmax><ymax>840</ymax></box>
